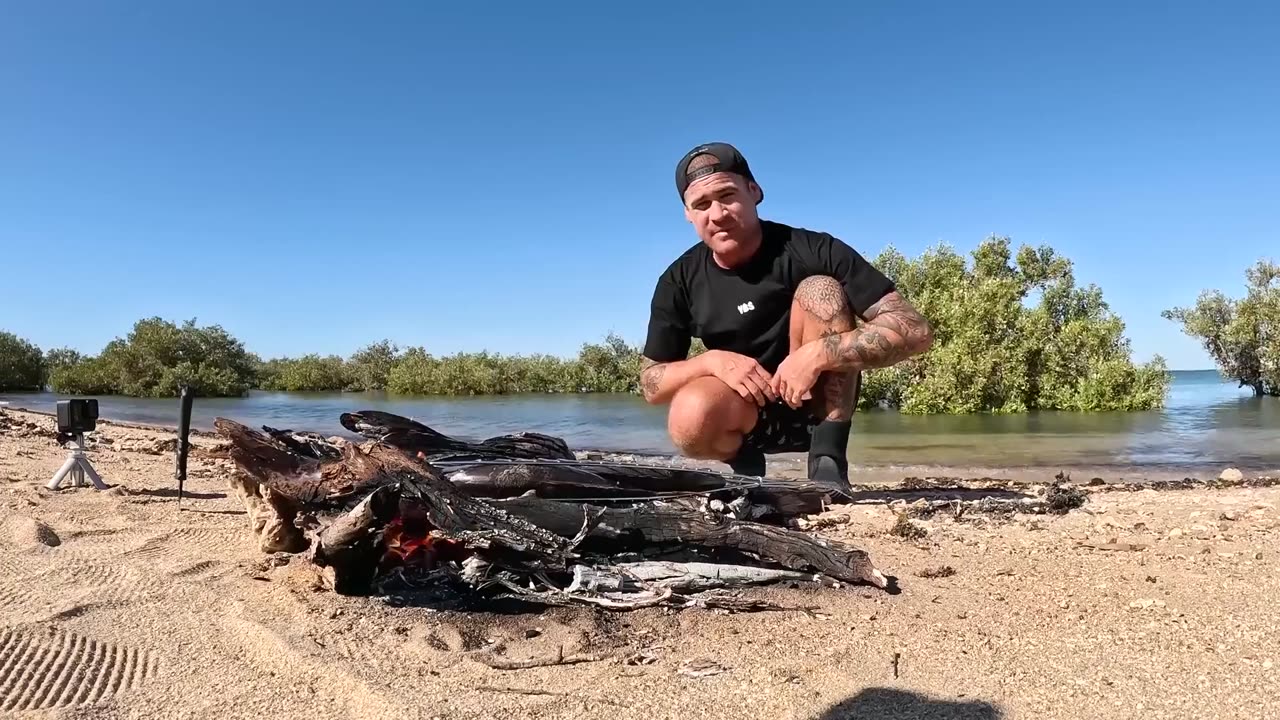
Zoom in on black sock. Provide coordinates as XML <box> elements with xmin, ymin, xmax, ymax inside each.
<box><xmin>808</xmin><ymin>419</ymin><xmax>851</xmax><ymax>479</ymax></box>
<box><xmin>728</xmin><ymin>445</ymin><xmax>766</xmax><ymax>477</ymax></box>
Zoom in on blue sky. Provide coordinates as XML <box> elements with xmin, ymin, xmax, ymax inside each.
<box><xmin>2</xmin><ymin>1</ymin><xmax>1275</xmax><ymax>370</ymax></box>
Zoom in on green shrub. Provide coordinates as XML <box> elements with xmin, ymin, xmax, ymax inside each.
<box><xmin>858</xmin><ymin>237</ymin><xmax>1170</xmax><ymax>413</ymax></box>
<box><xmin>47</xmin><ymin>317</ymin><xmax>257</xmax><ymax>397</ymax></box>
<box><xmin>0</xmin><ymin>331</ymin><xmax>45</xmax><ymax>391</ymax></box>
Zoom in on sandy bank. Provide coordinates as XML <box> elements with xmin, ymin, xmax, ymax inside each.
<box><xmin>1</xmin><ymin>407</ymin><xmax>1278</xmax><ymax>719</ymax></box>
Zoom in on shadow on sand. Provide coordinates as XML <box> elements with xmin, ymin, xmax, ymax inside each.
<box><xmin>129</xmin><ymin>487</ymin><xmax>228</xmax><ymax>500</ymax></box>
<box><xmin>817</xmin><ymin>688</ymin><xmax>1002</xmax><ymax>719</ymax></box>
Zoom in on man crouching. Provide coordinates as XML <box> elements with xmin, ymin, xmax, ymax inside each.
<box><xmin>639</xmin><ymin>142</ymin><xmax>934</xmax><ymax>496</ymax></box>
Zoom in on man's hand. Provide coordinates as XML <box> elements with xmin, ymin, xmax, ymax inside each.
<box><xmin>702</xmin><ymin>349</ymin><xmax>778</xmax><ymax>406</ymax></box>
<box><xmin>770</xmin><ymin>342</ymin><xmax>823</xmax><ymax>409</ymax></box>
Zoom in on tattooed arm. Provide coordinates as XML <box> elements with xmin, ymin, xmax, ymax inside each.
<box><xmin>817</xmin><ymin>291</ymin><xmax>934</xmax><ymax>373</ymax></box>
<box><xmin>639</xmin><ymin>355</ymin><xmax>710</xmax><ymax>404</ymax></box>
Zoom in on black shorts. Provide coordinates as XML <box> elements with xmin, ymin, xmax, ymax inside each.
<box><xmin>739</xmin><ymin>401</ymin><xmax>822</xmax><ymax>454</ymax></box>
<box><xmin>738</xmin><ymin>373</ymin><xmax>862</xmax><ymax>454</ymax></box>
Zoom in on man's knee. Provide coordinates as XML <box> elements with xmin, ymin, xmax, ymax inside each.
<box><xmin>667</xmin><ymin>377</ymin><xmax>754</xmax><ymax>459</ymax></box>
<box><xmin>793</xmin><ymin>275</ymin><xmax>853</xmax><ymax>324</ymax></box>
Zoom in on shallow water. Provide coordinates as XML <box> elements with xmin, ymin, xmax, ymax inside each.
<box><xmin>2</xmin><ymin>370</ymin><xmax>1276</xmax><ymax>470</ymax></box>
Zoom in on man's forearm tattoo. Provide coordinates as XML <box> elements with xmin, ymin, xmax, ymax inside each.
<box><xmin>824</xmin><ymin>293</ymin><xmax>933</xmax><ymax>371</ymax></box>
<box><xmin>640</xmin><ymin>358</ymin><xmax>666</xmax><ymax>399</ymax></box>
<box><xmin>817</xmin><ymin>329</ymin><xmax>856</xmax><ymax>421</ymax></box>
<box><xmin>863</xmin><ymin>294</ymin><xmax>933</xmax><ymax>346</ymax></box>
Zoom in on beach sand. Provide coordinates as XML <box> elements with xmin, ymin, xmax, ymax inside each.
<box><xmin>1</xmin><ymin>407</ymin><xmax>1278</xmax><ymax>719</ymax></box>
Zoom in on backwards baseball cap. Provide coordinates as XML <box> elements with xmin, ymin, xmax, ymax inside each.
<box><xmin>674</xmin><ymin>142</ymin><xmax>763</xmax><ymax>205</ymax></box>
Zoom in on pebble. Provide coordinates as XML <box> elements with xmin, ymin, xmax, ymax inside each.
<box><xmin>1220</xmin><ymin>468</ymin><xmax>1245</xmax><ymax>482</ymax></box>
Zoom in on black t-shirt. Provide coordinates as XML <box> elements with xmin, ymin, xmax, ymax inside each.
<box><xmin>643</xmin><ymin>220</ymin><xmax>896</xmax><ymax>373</ymax></box>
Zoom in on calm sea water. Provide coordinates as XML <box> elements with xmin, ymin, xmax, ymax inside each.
<box><xmin>3</xmin><ymin>370</ymin><xmax>1276</xmax><ymax>471</ymax></box>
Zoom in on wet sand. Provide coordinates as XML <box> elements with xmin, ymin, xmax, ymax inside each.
<box><xmin>2</xmin><ymin>407</ymin><xmax>1278</xmax><ymax>719</ymax></box>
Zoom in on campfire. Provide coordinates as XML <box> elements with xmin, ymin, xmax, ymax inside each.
<box><xmin>216</xmin><ymin>410</ymin><xmax>887</xmax><ymax>612</ymax></box>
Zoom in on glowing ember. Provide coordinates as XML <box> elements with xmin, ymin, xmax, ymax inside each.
<box><xmin>380</xmin><ymin>515</ymin><xmax>467</xmax><ymax>570</ymax></box>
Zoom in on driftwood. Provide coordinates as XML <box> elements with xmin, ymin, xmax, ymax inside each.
<box><xmin>339</xmin><ymin>410</ymin><xmax>574</xmax><ymax>461</ymax></box>
<box><xmin>444</xmin><ymin>463</ymin><xmax>639</xmax><ymax>499</ymax></box>
<box><xmin>493</xmin><ymin>495</ymin><xmax>884</xmax><ymax>587</ymax></box>
<box><xmin>445</xmin><ymin>462</ymin><xmax>826</xmax><ymax>517</ymax></box>
<box><xmin>341</xmin><ymin>410</ymin><xmax>827</xmax><ymax>514</ymax></box>
<box><xmin>569</xmin><ymin>562</ymin><xmax>826</xmax><ymax>593</ymax></box>
<box><xmin>214</xmin><ymin>410</ymin><xmax>889</xmax><ymax>610</ymax></box>
<box><xmin>261</xmin><ymin>425</ymin><xmax>344</xmax><ymax>460</ymax></box>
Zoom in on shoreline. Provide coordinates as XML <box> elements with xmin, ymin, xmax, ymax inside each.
<box><xmin>3</xmin><ymin>404</ymin><xmax>1272</xmax><ymax>485</ymax></box>
<box><xmin>2</xmin><ymin>407</ymin><xmax>1279</xmax><ymax>718</ymax></box>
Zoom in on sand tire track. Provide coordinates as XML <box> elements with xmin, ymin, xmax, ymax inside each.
<box><xmin>120</xmin><ymin>525</ymin><xmax>250</xmax><ymax>565</ymax></box>
<box><xmin>0</xmin><ymin>556</ymin><xmax>166</xmax><ymax>625</ymax></box>
<box><xmin>0</xmin><ymin>626</ymin><xmax>156</xmax><ymax>712</ymax></box>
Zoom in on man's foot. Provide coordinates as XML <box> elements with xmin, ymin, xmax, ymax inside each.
<box><xmin>807</xmin><ymin>419</ymin><xmax>854</xmax><ymax>499</ymax></box>
<box><xmin>727</xmin><ymin>446</ymin><xmax>766</xmax><ymax>477</ymax></box>
<box><xmin>808</xmin><ymin>454</ymin><xmax>853</xmax><ymax>499</ymax></box>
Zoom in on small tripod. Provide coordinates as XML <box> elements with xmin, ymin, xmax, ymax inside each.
<box><xmin>47</xmin><ymin>432</ymin><xmax>108</xmax><ymax>491</ymax></box>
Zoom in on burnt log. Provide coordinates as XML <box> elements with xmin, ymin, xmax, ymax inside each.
<box><xmin>261</xmin><ymin>425</ymin><xmax>344</xmax><ymax>460</ymax></box>
<box><xmin>443</xmin><ymin>463</ymin><xmax>640</xmax><ymax>499</ymax></box>
<box><xmin>307</xmin><ymin>446</ymin><xmax>579</xmax><ymax>592</ymax></box>
<box><xmin>339</xmin><ymin>410</ymin><xmax>573</xmax><ymax>460</ymax></box>
<box><xmin>442</xmin><ymin>461</ymin><xmax>826</xmax><ymax>517</ymax></box>
<box><xmin>214</xmin><ymin>418</ymin><xmax>312</xmax><ymax>483</ymax></box>
<box><xmin>569</xmin><ymin>562</ymin><xmax>825</xmax><ymax>593</ymax></box>
<box><xmin>339</xmin><ymin>410</ymin><xmax>827</xmax><ymax>514</ymax></box>
<box><xmin>215</xmin><ymin>420</ymin><xmax>577</xmax><ymax>592</ymax></box>
<box><xmin>493</xmin><ymin>496</ymin><xmax>886</xmax><ymax>588</ymax></box>
<box><xmin>216</xmin><ymin>412</ymin><xmax>888</xmax><ymax>604</ymax></box>
<box><xmin>310</xmin><ymin>484</ymin><xmax>401</xmax><ymax>593</ymax></box>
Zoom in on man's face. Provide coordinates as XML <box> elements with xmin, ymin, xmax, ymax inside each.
<box><xmin>682</xmin><ymin>171</ymin><xmax>762</xmax><ymax>266</ymax></box>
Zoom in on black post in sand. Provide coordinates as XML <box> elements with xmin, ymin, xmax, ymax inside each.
<box><xmin>175</xmin><ymin>384</ymin><xmax>193</xmax><ymax>505</ymax></box>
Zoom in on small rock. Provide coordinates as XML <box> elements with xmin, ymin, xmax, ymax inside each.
<box><xmin>1169</xmin><ymin>528</ymin><xmax>1184</xmax><ymax>538</ymax></box>
<box><xmin>1219</xmin><ymin>468</ymin><xmax>1244</xmax><ymax>482</ymax></box>
<box><xmin>8</xmin><ymin>516</ymin><xmax>60</xmax><ymax>547</ymax></box>
<box><xmin>524</xmin><ymin>628</ymin><xmax>542</xmax><ymax>639</ymax></box>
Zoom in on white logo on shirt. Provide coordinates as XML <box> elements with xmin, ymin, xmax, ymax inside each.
<box><xmin>737</xmin><ymin>301</ymin><xmax>755</xmax><ymax>315</ymax></box>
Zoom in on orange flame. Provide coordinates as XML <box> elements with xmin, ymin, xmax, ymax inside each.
<box><xmin>380</xmin><ymin>515</ymin><xmax>467</xmax><ymax>570</ymax></box>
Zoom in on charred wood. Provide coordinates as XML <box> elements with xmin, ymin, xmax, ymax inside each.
<box><xmin>442</xmin><ymin>463</ymin><xmax>640</xmax><ymax>500</ymax></box>
<box><xmin>261</xmin><ymin>425</ymin><xmax>344</xmax><ymax>460</ymax></box>
<box><xmin>339</xmin><ymin>410</ymin><xmax>573</xmax><ymax>460</ymax></box>
<box><xmin>568</xmin><ymin>561</ymin><xmax>824</xmax><ymax>593</ymax></box>
<box><xmin>493</xmin><ymin>496</ymin><xmax>885</xmax><ymax>587</ymax></box>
